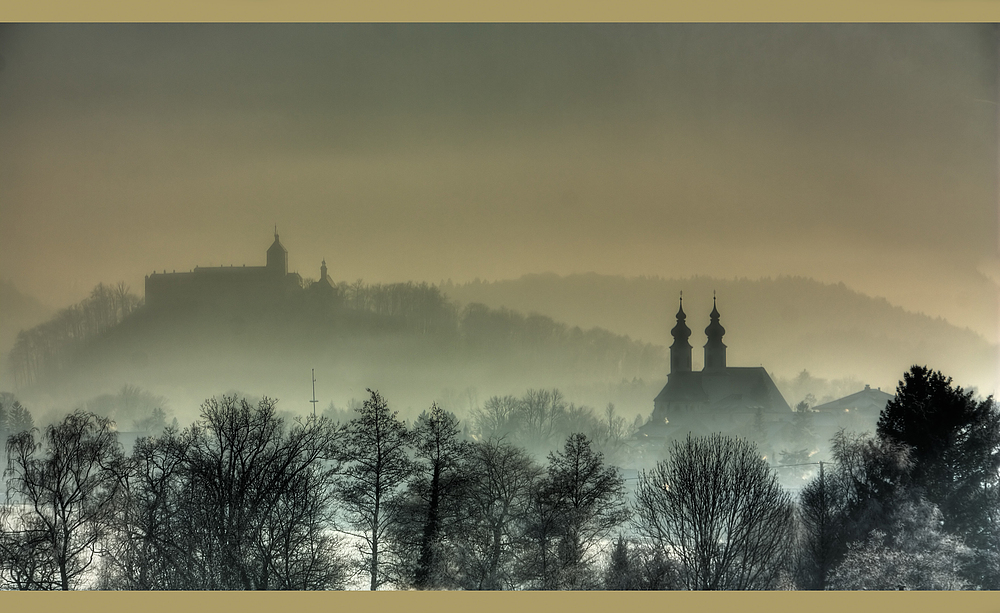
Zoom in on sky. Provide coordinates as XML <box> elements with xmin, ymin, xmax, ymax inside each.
<box><xmin>1</xmin><ymin>23</ymin><xmax>997</xmax><ymax>341</ymax></box>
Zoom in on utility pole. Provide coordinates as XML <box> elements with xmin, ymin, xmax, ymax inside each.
<box><xmin>310</xmin><ymin>368</ymin><xmax>318</xmax><ymax>418</ymax></box>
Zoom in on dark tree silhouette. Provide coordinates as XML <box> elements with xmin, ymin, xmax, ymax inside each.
<box><xmin>450</xmin><ymin>437</ymin><xmax>540</xmax><ymax>590</ymax></box>
<box><xmin>98</xmin><ymin>427</ymin><xmax>193</xmax><ymax>589</ymax></box>
<box><xmin>603</xmin><ymin>535</ymin><xmax>635</xmax><ymax>590</ymax></box>
<box><xmin>336</xmin><ymin>389</ymin><xmax>412</xmax><ymax>590</ymax></box>
<box><xmin>523</xmin><ymin>433</ymin><xmax>628</xmax><ymax>589</ymax></box>
<box><xmin>396</xmin><ymin>403</ymin><xmax>472</xmax><ymax>589</ymax></box>
<box><xmin>633</xmin><ymin>433</ymin><xmax>793</xmax><ymax>590</ymax></box>
<box><xmin>794</xmin><ymin>428</ymin><xmax>949</xmax><ymax>590</ymax></box>
<box><xmin>877</xmin><ymin>365</ymin><xmax>1000</xmax><ymax>552</ymax></box>
<box><xmin>107</xmin><ymin>396</ymin><xmax>346</xmax><ymax>590</ymax></box>
<box><xmin>796</xmin><ymin>461</ymin><xmax>842</xmax><ymax>590</ymax></box>
<box><xmin>602</xmin><ymin>535</ymin><xmax>676</xmax><ymax>590</ymax></box>
<box><xmin>2</xmin><ymin>411</ymin><xmax>124</xmax><ymax>590</ymax></box>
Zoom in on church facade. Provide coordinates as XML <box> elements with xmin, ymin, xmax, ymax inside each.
<box><xmin>144</xmin><ymin>231</ymin><xmax>336</xmax><ymax>309</ymax></box>
<box><xmin>641</xmin><ymin>295</ymin><xmax>791</xmax><ymax>437</ymax></box>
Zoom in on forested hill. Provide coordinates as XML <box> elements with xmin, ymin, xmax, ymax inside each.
<box><xmin>443</xmin><ymin>273</ymin><xmax>998</xmax><ymax>395</ymax></box>
<box><xmin>0</xmin><ymin>280</ymin><xmax>53</xmax><ymax>381</ymax></box>
<box><xmin>6</xmin><ymin>280</ymin><xmax>667</xmax><ymax>420</ymax></box>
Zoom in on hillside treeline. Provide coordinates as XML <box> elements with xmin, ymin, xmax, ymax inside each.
<box><xmin>7</xmin><ymin>280</ymin><xmax>666</xmax><ymax>391</ymax></box>
<box><xmin>2</xmin><ymin>365</ymin><xmax>998</xmax><ymax>590</ymax></box>
<box><xmin>8</xmin><ymin>283</ymin><xmax>142</xmax><ymax>388</ymax></box>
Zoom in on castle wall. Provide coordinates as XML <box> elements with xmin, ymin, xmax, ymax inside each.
<box><xmin>145</xmin><ymin>266</ymin><xmax>302</xmax><ymax>310</ymax></box>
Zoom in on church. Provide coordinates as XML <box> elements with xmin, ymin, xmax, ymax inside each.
<box><xmin>639</xmin><ymin>295</ymin><xmax>791</xmax><ymax>438</ymax></box>
<box><xmin>144</xmin><ymin>231</ymin><xmax>336</xmax><ymax>310</ymax></box>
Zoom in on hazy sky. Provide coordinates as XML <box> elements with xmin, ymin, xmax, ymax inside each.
<box><xmin>1</xmin><ymin>24</ymin><xmax>997</xmax><ymax>339</ymax></box>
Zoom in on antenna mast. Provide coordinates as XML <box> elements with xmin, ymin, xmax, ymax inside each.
<box><xmin>310</xmin><ymin>368</ymin><xmax>318</xmax><ymax>418</ymax></box>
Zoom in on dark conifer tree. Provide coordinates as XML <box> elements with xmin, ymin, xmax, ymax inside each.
<box><xmin>877</xmin><ymin>366</ymin><xmax>1000</xmax><ymax>549</ymax></box>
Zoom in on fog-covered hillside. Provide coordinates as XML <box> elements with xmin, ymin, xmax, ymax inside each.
<box><xmin>444</xmin><ymin>273</ymin><xmax>998</xmax><ymax>395</ymax></box>
<box><xmin>6</xmin><ymin>280</ymin><xmax>667</xmax><ymax>427</ymax></box>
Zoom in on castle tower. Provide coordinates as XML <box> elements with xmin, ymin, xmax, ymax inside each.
<box><xmin>669</xmin><ymin>294</ymin><xmax>693</xmax><ymax>374</ymax></box>
<box><xmin>703</xmin><ymin>294</ymin><xmax>727</xmax><ymax>370</ymax></box>
<box><xmin>266</xmin><ymin>228</ymin><xmax>288</xmax><ymax>275</ymax></box>
<box><xmin>314</xmin><ymin>258</ymin><xmax>335</xmax><ymax>291</ymax></box>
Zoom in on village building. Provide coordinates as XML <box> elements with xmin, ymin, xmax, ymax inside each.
<box><xmin>808</xmin><ymin>384</ymin><xmax>893</xmax><ymax>437</ymax></box>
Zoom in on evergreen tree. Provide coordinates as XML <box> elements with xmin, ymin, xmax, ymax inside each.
<box><xmin>603</xmin><ymin>535</ymin><xmax>635</xmax><ymax>590</ymax></box>
<box><xmin>877</xmin><ymin>366</ymin><xmax>1000</xmax><ymax>551</ymax></box>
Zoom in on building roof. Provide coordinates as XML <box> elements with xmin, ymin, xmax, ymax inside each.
<box><xmin>654</xmin><ymin>366</ymin><xmax>791</xmax><ymax>414</ymax></box>
<box><xmin>267</xmin><ymin>233</ymin><xmax>287</xmax><ymax>256</ymax></box>
<box><xmin>812</xmin><ymin>384</ymin><xmax>893</xmax><ymax>415</ymax></box>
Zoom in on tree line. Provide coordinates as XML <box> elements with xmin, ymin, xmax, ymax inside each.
<box><xmin>0</xmin><ymin>392</ymin><xmax>631</xmax><ymax>590</ymax></box>
<box><xmin>469</xmin><ymin>388</ymin><xmax>640</xmax><ymax>464</ymax></box>
<box><xmin>8</xmin><ymin>282</ymin><xmax>142</xmax><ymax>388</ymax></box>
<box><xmin>1</xmin><ymin>364</ymin><xmax>997</xmax><ymax>590</ymax></box>
<box><xmin>7</xmin><ymin>279</ymin><xmax>665</xmax><ymax>391</ymax></box>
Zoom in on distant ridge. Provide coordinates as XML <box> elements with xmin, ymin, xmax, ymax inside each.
<box><xmin>442</xmin><ymin>273</ymin><xmax>998</xmax><ymax>395</ymax></box>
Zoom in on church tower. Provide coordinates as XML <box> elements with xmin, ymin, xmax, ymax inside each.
<box><xmin>703</xmin><ymin>294</ymin><xmax>727</xmax><ymax>370</ymax></box>
<box><xmin>669</xmin><ymin>294</ymin><xmax>693</xmax><ymax>374</ymax></box>
<box><xmin>266</xmin><ymin>228</ymin><xmax>288</xmax><ymax>275</ymax></box>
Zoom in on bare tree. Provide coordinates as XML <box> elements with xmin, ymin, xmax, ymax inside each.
<box><xmin>405</xmin><ymin>403</ymin><xmax>472</xmax><ymax>589</ymax></box>
<box><xmin>335</xmin><ymin>389</ymin><xmax>412</xmax><ymax>590</ymax></box>
<box><xmin>522</xmin><ymin>433</ymin><xmax>629</xmax><ymax>589</ymax></box>
<box><xmin>2</xmin><ymin>411</ymin><xmax>124</xmax><ymax>590</ymax></box>
<box><xmin>182</xmin><ymin>396</ymin><xmax>343</xmax><ymax>590</ymax></box>
<box><xmin>633</xmin><ymin>433</ymin><xmax>794</xmax><ymax>590</ymax></box>
<box><xmin>101</xmin><ymin>396</ymin><xmax>345</xmax><ymax>590</ymax></box>
<box><xmin>518</xmin><ymin>389</ymin><xmax>566</xmax><ymax>453</ymax></box>
<box><xmin>472</xmin><ymin>395</ymin><xmax>521</xmax><ymax>441</ymax></box>
<box><xmin>98</xmin><ymin>427</ymin><xmax>195</xmax><ymax>590</ymax></box>
<box><xmin>451</xmin><ymin>437</ymin><xmax>541</xmax><ymax>590</ymax></box>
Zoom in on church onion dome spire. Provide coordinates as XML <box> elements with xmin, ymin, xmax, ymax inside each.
<box><xmin>669</xmin><ymin>292</ymin><xmax>693</xmax><ymax>374</ymax></box>
<box><xmin>703</xmin><ymin>292</ymin><xmax>727</xmax><ymax>370</ymax></box>
<box><xmin>671</xmin><ymin>294</ymin><xmax>691</xmax><ymax>342</ymax></box>
<box><xmin>705</xmin><ymin>294</ymin><xmax>725</xmax><ymax>339</ymax></box>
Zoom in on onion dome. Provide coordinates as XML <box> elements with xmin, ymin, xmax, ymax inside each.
<box><xmin>705</xmin><ymin>295</ymin><xmax>726</xmax><ymax>340</ymax></box>
<box><xmin>671</xmin><ymin>296</ymin><xmax>692</xmax><ymax>343</ymax></box>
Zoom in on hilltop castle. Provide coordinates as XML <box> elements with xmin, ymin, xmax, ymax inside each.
<box><xmin>144</xmin><ymin>231</ymin><xmax>335</xmax><ymax>309</ymax></box>
<box><xmin>641</xmin><ymin>295</ymin><xmax>791</xmax><ymax>438</ymax></box>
